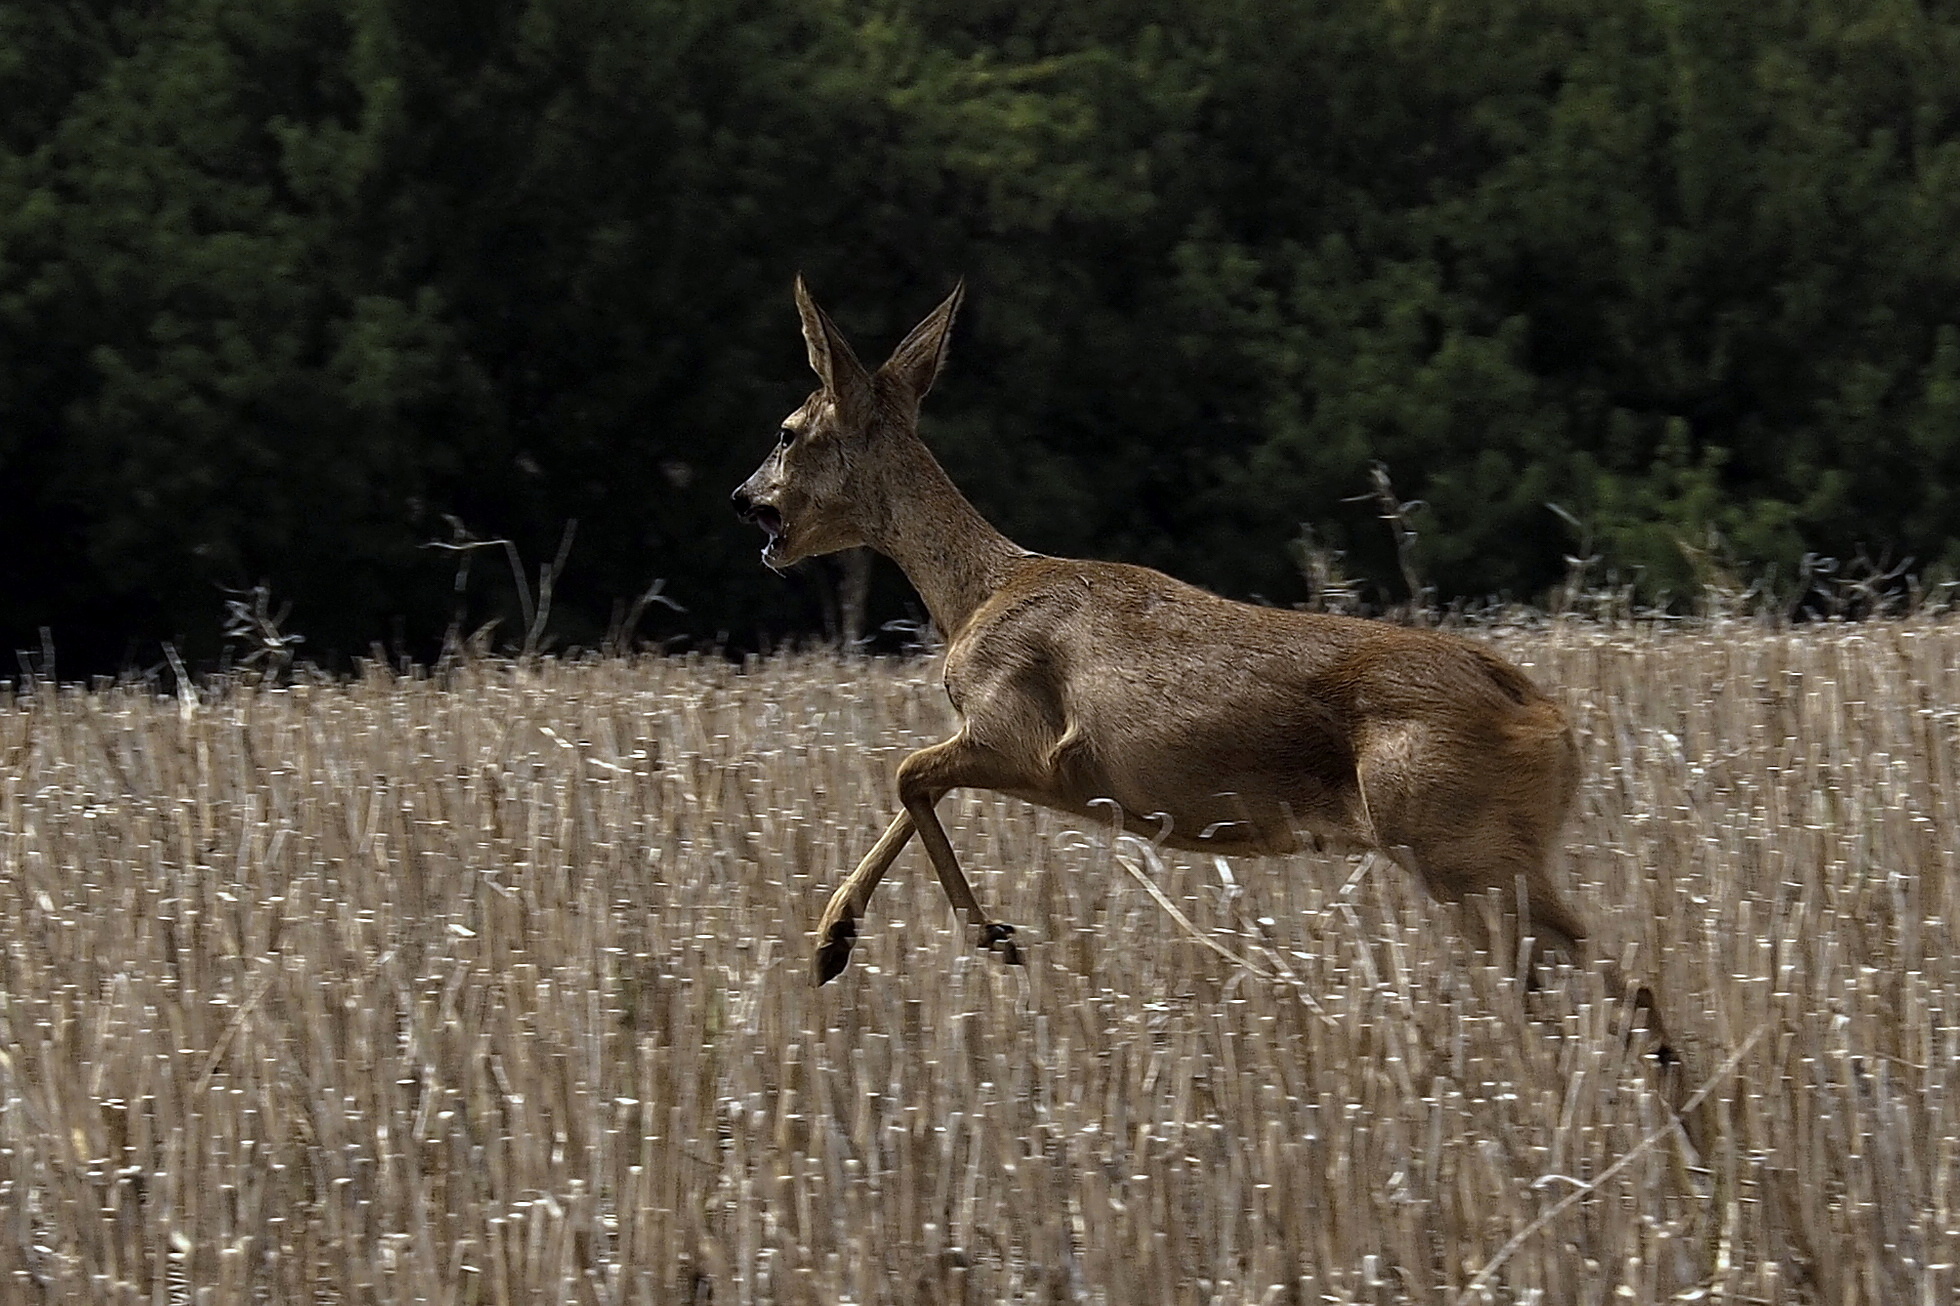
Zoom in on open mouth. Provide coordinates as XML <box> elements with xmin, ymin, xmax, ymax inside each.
<box><xmin>750</xmin><ymin>504</ymin><xmax>788</xmax><ymax>568</ymax></box>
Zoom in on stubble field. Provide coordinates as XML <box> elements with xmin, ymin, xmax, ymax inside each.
<box><xmin>0</xmin><ymin>621</ymin><xmax>1955</xmax><ymax>1303</ymax></box>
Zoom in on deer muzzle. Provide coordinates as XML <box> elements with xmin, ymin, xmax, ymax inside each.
<box><xmin>731</xmin><ymin>486</ymin><xmax>788</xmax><ymax>563</ymax></box>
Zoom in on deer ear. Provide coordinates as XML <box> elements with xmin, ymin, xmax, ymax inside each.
<box><xmin>878</xmin><ymin>280</ymin><xmax>964</xmax><ymax>403</ymax></box>
<box><xmin>794</xmin><ymin>276</ymin><xmax>870</xmax><ymax>409</ymax></box>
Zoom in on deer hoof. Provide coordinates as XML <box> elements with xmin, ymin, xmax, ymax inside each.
<box><xmin>814</xmin><ymin>917</ymin><xmax>857</xmax><ymax>986</ymax></box>
<box><xmin>981</xmin><ymin>921</ymin><xmax>1023</xmax><ymax>967</ymax></box>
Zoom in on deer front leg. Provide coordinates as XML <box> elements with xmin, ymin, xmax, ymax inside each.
<box><xmin>896</xmin><ymin>733</ymin><xmax>1025</xmax><ymax>968</ymax></box>
<box><xmin>813</xmin><ymin>812</ymin><xmax>916</xmax><ymax>985</ymax></box>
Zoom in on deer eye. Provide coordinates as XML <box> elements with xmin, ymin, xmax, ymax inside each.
<box><xmin>778</xmin><ymin>426</ymin><xmax>797</xmax><ymax>448</ymax></box>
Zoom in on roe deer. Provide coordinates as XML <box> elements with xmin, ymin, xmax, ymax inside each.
<box><xmin>732</xmin><ymin>279</ymin><xmax>1675</xmax><ymax>1054</ymax></box>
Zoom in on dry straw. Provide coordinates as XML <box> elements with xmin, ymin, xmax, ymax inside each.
<box><xmin>0</xmin><ymin>620</ymin><xmax>1954</xmax><ymax>1302</ymax></box>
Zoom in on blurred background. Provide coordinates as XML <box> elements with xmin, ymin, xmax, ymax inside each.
<box><xmin>3</xmin><ymin>0</ymin><xmax>1957</xmax><ymax>672</ymax></box>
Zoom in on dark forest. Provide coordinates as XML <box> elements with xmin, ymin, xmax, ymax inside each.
<box><xmin>5</xmin><ymin>0</ymin><xmax>1958</xmax><ymax>669</ymax></box>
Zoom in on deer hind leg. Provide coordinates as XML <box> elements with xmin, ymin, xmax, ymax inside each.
<box><xmin>1356</xmin><ymin>733</ymin><xmax>1585</xmax><ymax>979</ymax></box>
<box><xmin>895</xmin><ymin>732</ymin><xmax>1026</xmax><ymax>968</ymax></box>
<box><xmin>814</xmin><ymin>812</ymin><xmax>917</xmax><ymax>985</ymax></box>
<box><xmin>1358</xmin><ymin>747</ymin><xmax>1699</xmax><ymax>1139</ymax></box>
<box><xmin>1381</xmin><ymin>832</ymin><xmax>1591</xmax><ymax>983</ymax></box>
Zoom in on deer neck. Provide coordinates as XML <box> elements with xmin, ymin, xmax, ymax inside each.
<box><xmin>859</xmin><ymin>439</ymin><xmax>1025</xmax><ymax>639</ymax></box>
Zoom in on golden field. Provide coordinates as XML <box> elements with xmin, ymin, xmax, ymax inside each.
<box><xmin>0</xmin><ymin>621</ymin><xmax>1954</xmax><ymax>1303</ymax></box>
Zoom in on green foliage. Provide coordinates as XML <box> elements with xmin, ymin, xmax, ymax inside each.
<box><xmin>3</xmin><ymin>0</ymin><xmax>1958</xmax><ymax>666</ymax></box>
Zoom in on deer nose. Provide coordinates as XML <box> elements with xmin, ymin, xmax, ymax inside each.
<box><xmin>731</xmin><ymin>486</ymin><xmax>755</xmax><ymax>519</ymax></box>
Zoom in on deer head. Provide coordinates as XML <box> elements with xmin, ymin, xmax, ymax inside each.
<box><xmin>733</xmin><ymin>277</ymin><xmax>964</xmax><ymax>570</ymax></box>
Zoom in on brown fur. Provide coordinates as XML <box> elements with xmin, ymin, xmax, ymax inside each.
<box><xmin>734</xmin><ymin>280</ymin><xmax>1639</xmax><ymax>1024</ymax></box>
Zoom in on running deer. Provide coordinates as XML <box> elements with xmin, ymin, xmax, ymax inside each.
<box><xmin>732</xmin><ymin>279</ymin><xmax>1674</xmax><ymax>1058</ymax></box>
